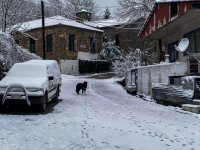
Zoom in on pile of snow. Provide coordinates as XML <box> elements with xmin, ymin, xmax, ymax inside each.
<box><xmin>0</xmin><ymin>33</ymin><xmax>41</xmax><ymax>73</ymax></box>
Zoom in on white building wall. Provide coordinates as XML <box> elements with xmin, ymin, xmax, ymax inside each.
<box><xmin>60</xmin><ymin>60</ymin><xmax>79</xmax><ymax>75</ymax></box>
<box><xmin>78</xmin><ymin>52</ymin><xmax>98</xmax><ymax>60</ymax></box>
<box><xmin>137</xmin><ymin>62</ymin><xmax>188</xmax><ymax>95</ymax></box>
<box><xmin>59</xmin><ymin>52</ymin><xmax>99</xmax><ymax>75</ymax></box>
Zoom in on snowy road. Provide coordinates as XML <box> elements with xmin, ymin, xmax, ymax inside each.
<box><xmin>0</xmin><ymin>75</ymin><xmax>200</xmax><ymax>150</ymax></box>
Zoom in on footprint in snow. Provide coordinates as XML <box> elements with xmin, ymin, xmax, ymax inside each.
<box><xmin>114</xmin><ymin>145</ymin><xmax>121</xmax><ymax>148</ymax></box>
<box><xmin>182</xmin><ymin>144</ymin><xmax>187</xmax><ymax>147</ymax></box>
<box><xmin>25</xmin><ymin>118</ymin><xmax>34</xmax><ymax>121</ymax></box>
<box><xmin>101</xmin><ymin>141</ymin><xmax>109</xmax><ymax>146</ymax></box>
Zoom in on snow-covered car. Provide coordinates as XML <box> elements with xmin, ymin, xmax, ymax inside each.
<box><xmin>0</xmin><ymin>60</ymin><xmax>62</xmax><ymax>112</ymax></box>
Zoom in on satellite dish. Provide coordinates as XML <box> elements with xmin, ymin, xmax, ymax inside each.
<box><xmin>174</xmin><ymin>38</ymin><xmax>189</xmax><ymax>53</ymax></box>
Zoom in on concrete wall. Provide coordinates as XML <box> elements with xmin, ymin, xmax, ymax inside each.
<box><xmin>60</xmin><ymin>52</ymin><xmax>99</xmax><ymax>75</ymax></box>
<box><xmin>60</xmin><ymin>59</ymin><xmax>79</xmax><ymax>75</ymax></box>
<box><xmin>137</xmin><ymin>62</ymin><xmax>188</xmax><ymax>95</ymax></box>
<box><xmin>78</xmin><ymin>52</ymin><xmax>98</xmax><ymax>60</ymax></box>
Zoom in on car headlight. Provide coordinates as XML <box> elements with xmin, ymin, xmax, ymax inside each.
<box><xmin>26</xmin><ymin>88</ymin><xmax>43</xmax><ymax>92</ymax></box>
<box><xmin>0</xmin><ymin>87</ymin><xmax>7</xmax><ymax>92</ymax></box>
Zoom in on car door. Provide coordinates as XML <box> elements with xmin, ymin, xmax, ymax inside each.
<box><xmin>47</xmin><ymin>67</ymin><xmax>57</xmax><ymax>99</ymax></box>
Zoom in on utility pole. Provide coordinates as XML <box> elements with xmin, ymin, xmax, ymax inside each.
<box><xmin>41</xmin><ymin>0</ymin><xmax>46</xmax><ymax>60</ymax></box>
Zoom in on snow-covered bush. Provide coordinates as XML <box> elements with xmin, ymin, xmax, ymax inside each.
<box><xmin>0</xmin><ymin>33</ymin><xmax>41</xmax><ymax>75</ymax></box>
<box><xmin>112</xmin><ymin>51</ymin><xmax>137</xmax><ymax>77</ymax></box>
<box><xmin>98</xmin><ymin>42</ymin><xmax>123</xmax><ymax>62</ymax></box>
<box><xmin>98</xmin><ymin>41</ymin><xmax>137</xmax><ymax>77</ymax></box>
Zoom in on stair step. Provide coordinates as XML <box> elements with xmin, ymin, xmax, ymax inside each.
<box><xmin>182</xmin><ymin>104</ymin><xmax>200</xmax><ymax>114</ymax></box>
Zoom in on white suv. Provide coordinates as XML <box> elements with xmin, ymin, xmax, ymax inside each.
<box><xmin>0</xmin><ymin>60</ymin><xmax>62</xmax><ymax>112</ymax></box>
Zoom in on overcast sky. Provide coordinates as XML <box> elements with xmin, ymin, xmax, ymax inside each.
<box><xmin>95</xmin><ymin>0</ymin><xmax>119</xmax><ymax>17</ymax></box>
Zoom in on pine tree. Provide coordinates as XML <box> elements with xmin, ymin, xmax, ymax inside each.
<box><xmin>103</xmin><ymin>7</ymin><xmax>111</xmax><ymax>19</ymax></box>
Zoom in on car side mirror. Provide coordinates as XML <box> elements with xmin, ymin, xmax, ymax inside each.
<box><xmin>48</xmin><ymin>76</ymin><xmax>54</xmax><ymax>81</ymax></box>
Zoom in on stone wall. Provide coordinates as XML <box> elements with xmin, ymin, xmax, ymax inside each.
<box><xmin>103</xmin><ymin>23</ymin><xmax>143</xmax><ymax>53</ymax></box>
<box><xmin>14</xmin><ymin>25</ymin><xmax>102</xmax><ymax>62</ymax></box>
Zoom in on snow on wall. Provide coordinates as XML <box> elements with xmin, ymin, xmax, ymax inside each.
<box><xmin>78</xmin><ymin>52</ymin><xmax>98</xmax><ymax>60</ymax></box>
<box><xmin>60</xmin><ymin>59</ymin><xmax>79</xmax><ymax>75</ymax></box>
<box><xmin>137</xmin><ymin>62</ymin><xmax>188</xmax><ymax>95</ymax></box>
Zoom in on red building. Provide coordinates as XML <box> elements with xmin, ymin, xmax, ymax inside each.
<box><xmin>139</xmin><ymin>0</ymin><xmax>200</xmax><ymax>71</ymax></box>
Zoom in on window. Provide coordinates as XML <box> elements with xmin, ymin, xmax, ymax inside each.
<box><xmin>184</xmin><ymin>28</ymin><xmax>200</xmax><ymax>53</ymax></box>
<box><xmin>29</xmin><ymin>38</ymin><xmax>36</xmax><ymax>53</ymax></box>
<box><xmin>190</xmin><ymin>58</ymin><xmax>198</xmax><ymax>73</ymax></box>
<box><xmin>170</xmin><ymin>2</ymin><xmax>178</xmax><ymax>17</ymax></box>
<box><xmin>69</xmin><ymin>34</ymin><xmax>75</xmax><ymax>51</ymax></box>
<box><xmin>167</xmin><ymin>41</ymin><xmax>178</xmax><ymax>62</ymax></box>
<box><xmin>115</xmin><ymin>34</ymin><xmax>120</xmax><ymax>46</ymax></box>
<box><xmin>195</xmin><ymin>29</ymin><xmax>200</xmax><ymax>52</ymax></box>
<box><xmin>169</xmin><ymin>76</ymin><xmax>183</xmax><ymax>85</ymax></box>
<box><xmin>90</xmin><ymin>37</ymin><xmax>96</xmax><ymax>53</ymax></box>
<box><xmin>192</xmin><ymin>4</ymin><xmax>200</xmax><ymax>9</ymax></box>
<box><xmin>46</xmin><ymin>35</ymin><xmax>53</xmax><ymax>52</ymax></box>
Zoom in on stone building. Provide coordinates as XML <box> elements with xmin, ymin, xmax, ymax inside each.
<box><xmin>13</xmin><ymin>15</ymin><xmax>103</xmax><ymax>75</ymax></box>
<box><xmin>76</xmin><ymin>9</ymin><xmax>92</xmax><ymax>22</ymax></box>
<box><xmin>84</xmin><ymin>18</ymin><xmax>144</xmax><ymax>53</ymax></box>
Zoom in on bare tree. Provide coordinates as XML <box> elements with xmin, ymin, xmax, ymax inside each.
<box><xmin>65</xmin><ymin>0</ymin><xmax>99</xmax><ymax>20</ymax></box>
<box><xmin>115</xmin><ymin>0</ymin><xmax>155</xmax><ymax>21</ymax></box>
<box><xmin>0</xmin><ymin>0</ymin><xmax>35</xmax><ymax>32</ymax></box>
<box><xmin>46</xmin><ymin>0</ymin><xmax>99</xmax><ymax>20</ymax></box>
<box><xmin>67</xmin><ymin>0</ymin><xmax>96</xmax><ymax>12</ymax></box>
<box><xmin>46</xmin><ymin>0</ymin><xmax>67</xmax><ymax>17</ymax></box>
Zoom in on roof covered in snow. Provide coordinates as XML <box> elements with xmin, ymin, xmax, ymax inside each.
<box><xmin>76</xmin><ymin>9</ymin><xmax>91</xmax><ymax>14</ymax></box>
<box><xmin>84</xmin><ymin>18</ymin><xmax>130</xmax><ymax>28</ymax></box>
<box><xmin>13</xmin><ymin>16</ymin><xmax>103</xmax><ymax>32</ymax></box>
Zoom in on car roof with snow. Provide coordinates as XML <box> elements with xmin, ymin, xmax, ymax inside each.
<box><xmin>7</xmin><ymin>62</ymin><xmax>47</xmax><ymax>77</ymax></box>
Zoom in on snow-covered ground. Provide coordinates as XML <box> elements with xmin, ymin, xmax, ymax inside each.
<box><xmin>0</xmin><ymin>75</ymin><xmax>200</xmax><ymax>150</ymax></box>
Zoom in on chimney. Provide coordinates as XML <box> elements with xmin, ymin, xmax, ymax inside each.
<box><xmin>75</xmin><ymin>9</ymin><xmax>92</xmax><ymax>22</ymax></box>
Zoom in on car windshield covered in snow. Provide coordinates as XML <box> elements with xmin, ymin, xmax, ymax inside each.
<box><xmin>7</xmin><ymin>63</ymin><xmax>47</xmax><ymax>78</ymax></box>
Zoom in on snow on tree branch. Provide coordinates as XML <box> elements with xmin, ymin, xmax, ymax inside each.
<box><xmin>0</xmin><ymin>0</ymin><xmax>35</xmax><ymax>32</ymax></box>
<box><xmin>115</xmin><ymin>0</ymin><xmax>155</xmax><ymax>21</ymax></box>
<box><xmin>0</xmin><ymin>33</ymin><xmax>41</xmax><ymax>74</ymax></box>
<box><xmin>98</xmin><ymin>42</ymin><xmax>138</xmax><ymax>77</ymax></box>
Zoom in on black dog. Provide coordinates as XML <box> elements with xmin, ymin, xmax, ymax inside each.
<box><xmin>76</xmin><ymin>81</ymin><xmax>87</xmax><ymax>94</ymax></box>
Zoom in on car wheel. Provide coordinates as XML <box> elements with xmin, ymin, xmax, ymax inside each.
<box><xmin>38</xmin><ymin>93</ymin><xmax>47</xmax><ymax>112</ymax></box>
